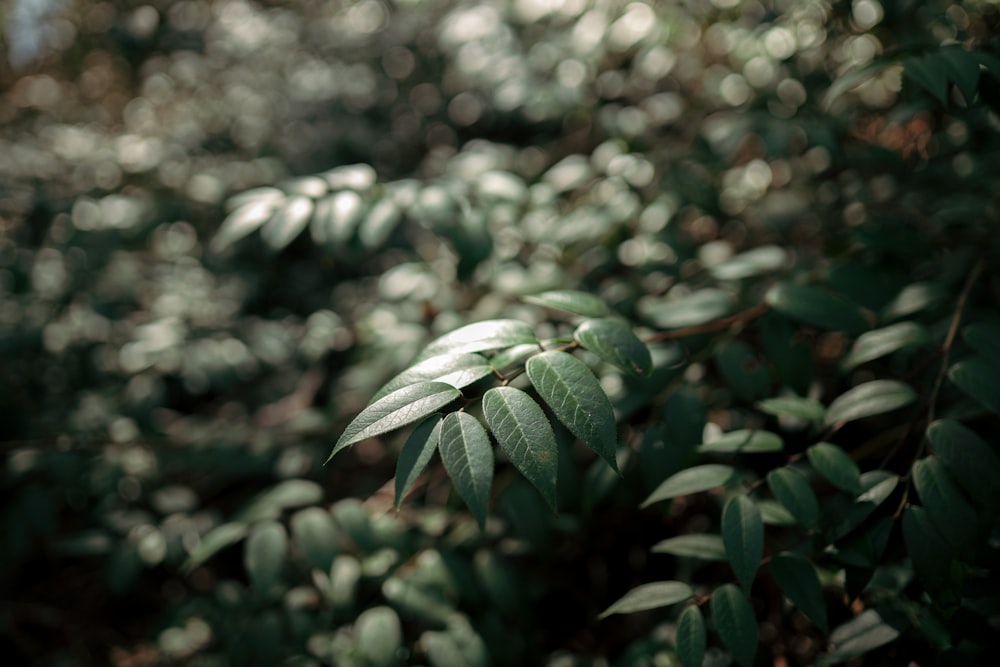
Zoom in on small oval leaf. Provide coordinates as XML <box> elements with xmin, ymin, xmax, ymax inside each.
<box><xmin>911</xmin><ymin>457</ymin><xmax>978</xmax><ymax>553</ymax></box>
<box><xmin>599</xmin><ymin>581</ymin><xmax>693</xmax><ymax>618</ymax></box>
<box><xmin>757</xmin><ymin>396</ymin><xmax>825</xmax><ymax>422</ymax></box>
<box><xmin>711</xmin><ymin>245</ymin><xmax>787</xmax><ymax>281</ymax></box>
<box><xmin>949</xmin><ymin>357</ymin><xmax>1000</xmax><ymax>415</ymax></box>
<box><xmin>639</xmin><ymin>288</ymin><xmax>733</xmax><ymax>329</ymax></box>
<box><xmin>355</xmin><ymin>606</ymin><xmax>403</xmax><ymax>667</ymax></box>
<box><xmin>642</xmin><ymin>464</ymin><xmax>736</xmax><ymax>507</ymax></box>
<box><xmin>767</xmin><ymin>467</ymin><xmax>820</xmax><ymax>528</ymax></box>
<box><xmin>395</xmin><ymin>416</ymin><xmax>442</xmax><ymax>509</ymax></box>
<box><xmin>261</xmin><ymin>195</ymin><xmax>313</xmax><ymax>250</ymax></box>
<box><xmin>842</xmin><ymin>322</ymin><xmax>930</xmax><ymax>369</ymax></box>
<box><xmin>439</xmin><ymin>412</ymin><xmax>494</xmax><ymax>529</ymax></box>
<box><xmin>710</xmin><ymin>584</ymin><xmax>758</xmax><ymax>667</ymax></box>
<box><xmin>421</xmin><ymin>319</ymin><xmax>538</xmax><ymax>358</ymax></box>
<box><xmin>574</xmin><ymin>318</ymin><xmax>653</xmax><ymax>377</ymax></box>
<box><xmin>291</xmin><ymin>507</ymin><xmax>338</xmax><ymax>572</ymax></box>
<box><xmin>722</xmin><ymin>496</ymin><xmax>764</xmax><ymax>592</ymax></box>
<box><xmin>651</xmin><ymin>534</ymin><xmax>727</xmax><ymax>561</ymax></box>
<box><xmin>765</xmin><ymin>283</ymin><xmax>869</xmax><ymax>335</ymax></box>
<box><xmin>926</xmin><ymin>419</ymin><xmax>1000</xmax><ymax>510</ymax></box>
<box><xmin>677</xmin><ymin>605</ymin><xmax>707</xmax><ymax>667</ymax></box>
<box><xmin>824</xmin><ymin>380</ymin><xmax>916</xmax><ymax>427</ymax></box>
<box><xmin>524</xmin><ymin>290</ymin><xmax>610</xmax><ymax>317</ymax></box>
<box><xmin>818</xmin><ymin>609</ymin><xmax>901</xmax><ymax>667</ymax></box>
<box><xmin>698</xmin><ymin>429</ymin><xmax>783</xmax><ymax>454</ymax></box>
<box><xmin>770</xmin><ymin>553</ymin><xmax>828</xmax><ymax>632</ymax></box>
<box><xmin>245</xmin><ymin>521</ymin><xmax>287</xmax><ymax>593</ymax></box>
<box><xmin>807</xmin><ymin>443</ymin><xmax>862</xmax><ymax>495</ymax></box>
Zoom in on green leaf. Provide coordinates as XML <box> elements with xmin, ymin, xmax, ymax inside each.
<box><xmin>964</xmin><ymin>323</ymin><xmax>1000</xmax><ymax>369</ymax></box>
<box><xmin>439</xmin><ymin>412</ymin><xmax>494</xmax><ymax>529</ymax></box>
<box><xmin>488</xmin><ymin>344</ymin><xmax>539</xmax><ymax>373</ymax></box>
<box><xmin>710</xmin><ymin>245</ymin><xmax>787</xmax><ymax>280</ymax></box>
<box><xmin>817</xmin><ymin>609</ymin><xmax>901</xmax><ymax>666</ymax></box>
<box><xmin>842</xmin><ymin>322</ymin><xmax>930</xmax><ymax>369</ymax></box>
<box><xmin>926</xmin><ymin>419</ymin><xmax>1000</xmax><ymax>510</ymax></box>
<box><xmin>676</xmin><ymin>605</ymin><xmax>707</xmax><ymax>667</ymax></box>
<box><xmin>395</xmin><ymin>416</ymin><xmax>442</xmax><ymax>509</ymax></box>
<box><xmin>697</xmin><ymin>429</ymin><xmax>783</xmax><ymax>454</ymax></box>
<box><xmin>574</xmin><ymin>318</ymin><xmax>652</xmax><ymax>377</ymax></box>
<box><xmin>641</xmin><ymin>464</ymin><xmax>736</xmax><ymax>507</ymax></box>
<box><xmin>359</xmin><ymin>198</ymin><xmax>402</xmax><ymax>249</ymax></box>
<box><xmin>757</xmin><ymin>396</ymin><xmax>825</xmax><ymax>422</ymax></box>
<box><xmin>831</xmin><ymin>516</ymin><xmax>893</xmax><ymax>568</ymax></box>
<box><xmin>939</xmin><ymin>46</ymin><xmax>981</xmax><ymax>102</ymax></box>
<box><xmin>911</xmin><ymin>457</ymin><xmax>978</xmax><ymax>553</ymax></box>
<box><xmin>715</xmin><ymin>341</ymin><xmax>771</xmax><ymax>401</ymax></box>
<box><xmin>756</xmin><ymin>499</ymin><xmax>797</xmax><ymax>526</ymax></box>
<box><xmin>236</xmin><ymin>479</ymin><xmax>325</xmax><ymax>523</ymax></box>
<box><xmin>372</xmin><ymin>353</ymin><xmax>493</xmax><ymax>402</ymax></box>
<box><xmin>291</xmin><ymin>507</ymin><xmax>338</xmax><ymax>572</ymax></box>
<box><xmin>420</xmin><ymin>319</ymin><xmax>538</xmax><ymax>358</ymax></box>
<box><xmin>330</xmin><ymin>382</ymin><xmax>462</xmax><ymax>460</ymax></box>
<box><xmin>422</xmin><ymin>617</ymin><xmax>489</xmax><ymax>667</ymax></box>
<box><xmin>639</xmin><ymin>288</ymin><xmax>733</xmax><ymax>329</ymax></box>
<box><xmin>184</xmin><ymin>523</ymin><xmax>247</xmax><ymax>571</ymax></box>
<box><xmin>880</xmin><ymin>282</ymin><xmax>946</xmax><ymax>321</ymax></box>
<box><xmin>767</xmin><ymin>468</ymin><xmax>820</xmax><ymax>528</ymax></box>
<box><xmin>651</xmin><ymin>534</ymin><xmax>727</xmax><ymax>561</ymax></box>
<box><xmin>354</xmin><ymin>606</ymin><xmax>403</xmax><ymax>667</ymax></box>
<box><xmin>902</xmin><ymin>506</ymin><xmax>960</xmax><ymax>601</ymax></box>
<box><xmin>904</xmin><ymin>54</ymin><xmax>949</xmax><ymax>105</ymax></box>
<box><xmin>949</xmin><ymin>356</ymin><xmax>1000</xmax><ymax>415</ymax></box>
<box><xmin>722</xmin><ymin>496</ymin><xmax>764</xmax><ymax>592</ymax></box>
<box><xmin>245</xmin><ymin>521</ymin><xmax>287</xmax><ymax>593</ymax></box>
<box><xmin>823</xmin><ymin>59</ymin><xmax>896</xmax><ymax>109</ymax></box>
<box><xmin>710</xmin><ymin>584</ymin><xmax>758</xmax><ymax>667</ymax></box>
<box><xmin>806</xmin><ymin>443</ymin><xmax>861</xmax><ymax>495</ymax></box>
<box><xmin>770</xmin><ymin>553</ymin><xmax>827</xmax><ymax>632</ymax></box>
<box><xmin>764</xmin><ymin>283</ymin><xmax>869</xmax><ymax>335</ymax></box>
<box><xmin>261</xmin><ymin>195</ymin><xmax>313</xmax><ymax>250</ymax></box>
<box><xmin>526</xmin><ymin>351</ymin><xmax>618</xmax><ymax>472</ymax></box>
<box><xmin>482</xmin><ymin>387</ymin><xmax>558</xmax><ymax>512</ymax></box>
<box><xmin>824</xmin><ymin>380</ymin><xmax>916</xmax><ymax>426</ymax></box>
<box><xmin>212</xmin><ymin>197</ymin><xmax>281</xmax><ymax>252</ymax></box>
<box><xmin>599</xmin><ymin>581</ymin><xmax>693</xmax><ymax>618</ymax></box>
<box><xmin>524</xmin><ymin>289</ymin><xmax>609</xmax><ymax>317</ymax></box>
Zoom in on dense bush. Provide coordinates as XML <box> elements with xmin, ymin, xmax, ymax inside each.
<box><xmin>2</xmin><ymin>0</ymin><xmax>999</xmax><ymax>665</ymax></box>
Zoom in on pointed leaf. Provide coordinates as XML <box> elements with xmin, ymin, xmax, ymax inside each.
<box><xmin>698</xmin><ymin>429</ymin><xmax>783</xmax><ymax>454</ymax></box>
<box><xmin>482</xmin><ymin>387</ymin><xmax>558</xmax><ymax>511</ymax></box>
<box><xmin>902</xmin><ymin>506</ymin><xmax>958</xmax><ymax>598</ymax></box>
<box><xmin>940</xmin><ymin>46</ymin><xmax>981</xmax><ymax>102</ymax></box>
<box><xmin>574</xmin><ymin>318</ymin><xmax>652</xmax><ymax>377</ymax></box>
<box><xmin>904</xmin><ymin>54</ymin><xmax>949</xmax><ymax>105</ymax></box>
<box><xmin>524</xmin><ymin>290</ymin><xmax>609</xmax><ymax>317</ymax></box>
<box><xmin>639</xmin><ymin>288</ymin><xmax>733</xmax><ymax>329</ymax></box>
<box><xmin>807</xmin><ymin>443</ymin><xmax>861</xmax><ymax>495</ymax></box>
<box><xmin>421</xmin><ymin>319</ymin><xmax>538</xmax><ymax>358</ymax></box>
<box><xmin>710</xmin><ymin>584</ymin><xmax>758</xmax><ymax>667</ymax></box>
<box><xmin>711</xmin><ymin>245</ymin><xmax>787</xmax><ymax>280</ymax></box>
<box><xmin>817</xmin><ymin>609</ymin><xmax>901</xmax><ymax>666</ymax></box>
<box><xmin>372</xmin><ymin>353</ymin><xmax>493</xmax><ymax>403</ymax></box>
<box><xmin>964</xmin><ymin>323</ymin><xmax>1000</xmax><ymax>368</ymax></box>
<box><xmin>722</xmin><ymin>496</ymin><xmax>764</xmax><ymax>592</ymax></box>
<box><xmin>824</xmin><ymin>380</ymin><xmax>916</xmax><ymax>426</ymax></box>
<box><xmin>911</xmin><ymin>457</ymin><xmax>978</xmax><ymax>553</ymax></box>
<box><xmin>439</xmin><ymin>412</ymin><xmax>494</xmax><ymax>528</ymax></box>
<box><xmin>767</xmin><ymin>467</ymin><xmax>820</xmax><ymax>528</ymax></box>
<box><xmin>599</xmin><ymin>581</ymin><xmax>693</xmax><ymax>618</ymax></box>
<box><xmin>949</xmin><ymin>356</ymin><xmax>1000</xmax><ymax>415</ymax></box>
<box><xmin>245</xmin><ymin>521</ymin><xmax>287</xmax><ymax>592</ymax></box>
<box><xmin>291</xmin><ymin>507</ymin><xmax>338</xmax><ymax>571</ymax></box>
<box><xmin>395</xmin><ymin>416</ymin><xmax>442</xmax><ymax>509</ymax></box>
<box><xmin>757</xmin><ymin>396</ymin><xmax>825</xmax><ymax>422</ymax></box>
<box><xmin>765</xmin><ymin>283</ymin><xmax>869</xmax><ymax>335</ymax></box>
<box><xmin>926</xmin><ymin>419</ymin><xmax>1000</xmax><ymax>510</ymax></box>
<box><xmin>842</xmin><ymin>322</ymin><xmax>929</xmax><ymax>369</ymax></box>
<box><xmin>261</xmin><ymin>195</ymin><xmax>313</xmax><ymax>250</ymax></box>
<box><xmin>330</xmin><ymin>382</ymin><xmax>461</xmax><ymax>460</ymax></box>
<box><xmin>676</xmin><ymin>605</ymin><xmax>706</xmax><ymax>667</ymax></box>
<box><xmin>770</xmin><ymin>553</ymin><xmax>827</xmax><ymax>632</ymax></box>
<box><xmin>526</xmin><ymin>351</ymin><xmax>618</xmax><ymax>471</ymax></box>
<box><xmin>651</xmin><ymin>534</ymin><xmax>727</xmax><ymax>561</ymax></box>
<box><xmin>642</xmin><ymin>464</ymin><xmax>736</xmax><ymax>507</ymax></box>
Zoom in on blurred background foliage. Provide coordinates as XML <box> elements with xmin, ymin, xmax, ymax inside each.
<box><xmin>1</xmin><ymin>0</ymin><xmax>999</xmax><ymax>665</ymax></box>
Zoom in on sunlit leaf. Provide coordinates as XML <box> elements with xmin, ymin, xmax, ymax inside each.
<box><xmin>767</xmin><ymin>468</ymin><xmax>819</xmax><ymax>528</ymax></box>
<box><xmin>881</xmin><ymin>282</ymin><xmax>946</xmax><ymax>320</ymax></box>
<box><xmin>926</xmin><ymin>419</ymin><xmax>1000</xmax><ymax>510</ymax></box>
<box><xmin>842</xmin><ymin>322</ymin><xmax>930</xmax><ymax>369</ymax></box>
<box><xmin>676</xmin><ymin>605</ymin><xmax>706</xmax><ymax>667</ymax></box>
<box><xmin>355</xmin><ymin>606</ymin><xmax>403</xmax><ymax>667</ymax></box>
<box><xmin>824</xmin><ymin>380</ymin><xmax>916</xmax><ymax>426</ymax></box>
<box><xmin>330</xmin><ymin>382</ymin><xmax>462</xmax><ymax>460</ymax></box>
<box><xmin>261</xmin><ymin>195</ymin><xmax>313</xmax><ymax>250</ymax></box>
<box><xmin>638</xmin><ymin>288</ymin><xmax>733</xmax><ymax>329</ymax></box>
<box><xmin>372</xmin><ymin>353</ymin><xmax>493</xmax><ymax>403</ymax></box>
<box><xmin>599</xmin><ymin>581</ymin><xmax>693</xmax><ymax>618</ymax></box>
<box><xmin>698</xmin><ymin>429</ymin><xmax>783</xmax><ymax>454</ymax></box>
<box><xmin>710</xmin><ymin>584</ymin><xmax>758</xmax><ymax>667</ymax></box>
<box><xmin>524</xmin><ymin>290</ymin><xmax>610</xmax><ymax>317</ymax></box>
<box><xmin>806</xmin><ymin>443</ymin><xmax>861</xmax><ymax>495</ymax></box>
<box><xmin>757</xmin><ymin>396</ymin><xmax>825</xmax><ymax>422</ymax></box>
<box><xmin>212</xmin><ymin>198</ymin><xmax>280</xmax><ymax>252</ymax></box>
<box><xmin>817</xmin><ymin>609</ymin><xmax>901</xmax><ymax>666</ymax></box>
<box><xmin>711</xmin><ymin>245</ymin><xmax>787</xmax><ymax>280</ymax></box>
<box><xmin>574</xmin><ymin>317</ymin><xmax>652</xmax><ymax>377</ymax></box>
<box><xmin>526</xmin><ymin>351</ymin><xmax>618</xmax><ymax>472</ymax></box>
<box><xmin>245</xmin><ymin>521</ymin><xmax>287</xmax><ymax>593</ymax></box>
<box><xmin>651</xmin><ymin>534</ymin><xmax>727</xmax><ymax>561</ymax></box>
<box><xmin>911</xmin><ymin>457</ymin><xmax>978</xmax><ymax>553</ymax></box>
<box><xmin>722</xmin><ymin>495</ymin><xmax>763</xmax><ymax>592</ymax></box>
<box><xmin>439</xmin><ymin>412</ymin><xmax>494</xmax><ymax>529</ymax></box>
<box><xmin>483</xmin><ymin>386</ymin><xmax>558</xmax><ymax>511</ymax></box>
<box><xmin>770</xmin><ymin>553</ymin><xmax>827</xmax><ymax>632</ymax></box>
<box><xmin>488</xmin><ymin>344</ymin><xmax>539</xmax><ymax>373</ymax></box>
<box><xmin>949</xmin><ymin>356</ymin><xmax>1000</xmax><ymax>415</ymax></box>
<box><xmin>395</xmin><ymin>416</ymin><xmax>442</xmax><ymax>509</ymax></box>
<box><xmin>420</xmin><ymin>319</ymin><xmax>538</xmax><ymax>358</ymax></box>
<box><xmin>359</xmin><ymin>198</ymin><xmax>402</xmax><ymax>249</ymax></box>
<box><xmin>641</xmin><ymin>464</ymin><xmax>736</xmax><ymax>507</ymax></box>
<box><xmin>765</xmin><ymin>283</ymin><xmax>869</xmax><ymax>335</ymax></box>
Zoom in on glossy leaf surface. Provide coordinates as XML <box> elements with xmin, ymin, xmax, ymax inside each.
<box><xmin>439</xmin><ymin>412</ymin><xmax>494</xmax><ymax>529</ymax></box>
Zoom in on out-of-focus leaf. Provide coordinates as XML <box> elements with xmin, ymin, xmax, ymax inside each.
<box><xmin>439</xmin><ymin>412</ymin><xmax>494</xmax><ymax>529</ymax></box>
<box><xmin>524</xmin><ymin>290</ymin><xmax>610</xmax><ymax>317</ymax></box>
<box><xmin>599</xmin><ymin>581</ymin><xmax>693</xmax><ymax>618</ymax></box>
<box><xmin>483</xmin><ymin>386</ymin><xmax>558</xmax><ymax>511</ymax></box>
<box><xmin>770</xmin><ymin>553</ymin><xmax>827</xmax><ymax>632</ymax></box>
<box><xmin>765</xmin><ymin>283</ymin><xmax>869</xmax><ymax>335</ymax></box>
<box><xmin>926</xmin><ymin>419</ymin><xmax>1000</xmax><ymax>510</ymax></box>
<box><xmin>767</xmin><ymin>467</ymin><xmax>819</xmax><ymax>528</ymax></box>
<box><xmin>676</xmin><ymin>605</ymin><xmax>706</xmax><ymax>667</ymax></box>
<box><xmin>757</xmin><ymin>396</ymin><xmax>825</xmax><ymax>422</ymax></box>
<box><xmin>261</xmin><ymin>195</ymin><xmax>313</xmax><ymax>250</ymax></box>
<box><xmin>244</xmin><ymin>521</ymin><xmax>287</xmax><ymax>593</ymax></box>
<box><xmin>904</xmin><ymin>54</ymin><xmax>949</xmax><ymax>105</ymax></box>
<box><xmin>949</xmin><ymin>356</ymin><xmax>1000</xmax><ymax>415</ymax></box>
<box><xmin>697</xmin><ymin>429</ymin><xmax>783</xmax><ymax>454</ymax></box>
<box><xmin>823</xmin><ymin>60</ymin><xmax>897</xmax><ymax>109</ymax></box>
<box><xmin>722</xmin><ymin>495</ymin><xmax>764</xmax><ymax>592</ymax></box>
<box><xmin>372</xmin><ymin>353</ymin><xmax>493</xmax><ymax>402</ymax></box>
<box><xmin>831</xmin><ymin>517</ymin><xmax>893</xmax><ymax>569</ymax></box>
<box><xmin>355</xmin><ymin>606</ymin><xmax>403</xmax><ymax>667</ymax></box>
<box><xmin>940</xmin><ymin>46</ymin><xmax>982</xmax><ymax>102</ymax></box>
<box><xmin>711</xmin><ymin>245</ymin><xmax>787</xmax><ymax>280</ymax></box>
<box><xmin>756</xmin><ymin>499</ymin><xmax>797</xmax><ymax>526</ymax></box>
<box><xmin>330</xmin><ymin>382</ymin><xmax>461</xmax><ymax>460</ymax></box>
<box><xmin>420</xmin><ymin>320</ymin><xmax>538</xmax><ymax>358</ymax></box>
<box><xmin>902</xmin><ymin>507</ymin><xmax>960</xmax><ymax>603</ymax></box>
<box><xmin>236</xmin><ymin>480</ymin><xmax>325</xmax><ymax>523</ymax></box>
<box><xmin>291</xmin><ymin>507</ymin><xmax>338</xmax><ymax>572</ymax></box>
<box><xmin>842</xmin><ymin>322</ymin><xmax>930</xmax><ymax>369</ymax></box>
<box><xmin>911</xmin><ymin>457</ymin><xmax>978</xmax><ymax>553</ymax></box>
<box><xmin>526</xmin><ymin>351</ymin><xmax>618</xmax><ymax>472</ymax></box>
<box><xmin>963</xmin><ymin>323</ymin><xmax>1000</xmax><ymax>368</ymax></box>
<box><xmin>881</xmin><ymin>282</ymin><xmax>946</xmax><ymax>320</ymax></box>
<box><xmin>574</xmin><ymin>318</ymin><xmax>652</xmax><ymax>377</ymax></box>
<box><xmin>714</xmin><ymin>341</ymin><xmax>771</xmax><ymax>401</ymax></box>
<box><xmin>651</xmin><ymin>534</ymin><xmax>727</xmax><ymax>561</ymax></box>
<box><xmin>641</xmin><ymin>465</ymin><xmax>736</xmax><ymax>507</ymax></box>
<box><xmin>710</xmin><ymin>584</ymin><xmax>758</xmax><ymax>667</ymax></box>
<box><xmin>212</xmin><ymin>198</ymin><xmax>280</xmax><ymax>251</ymax></box>
<box><xmin>817</xmin><ymin>609</ymin><xmax>902</xmax><ymax>666</ymax></box>
<box><xmin>422</xmin><ymin>617</ymin><xmax>489</xmax><ymax>667</ymax></box>
<box><xmin>807</xmin><ymin>443</ymin><xmax>862</xmax><ymax>495</ymax></box>
<box><xmin>184</xmin><ymin>523</ymin><xmax>247</xmax><ymax>571</ymax></box>
<box><xmin>824</xmin><ymin>380</ymin><xmax>916</xmax><ymax>426</ymax></box>
<box><xmin>395</xmin><ymin>416</ymin><xmax>442</xmax><ymax>509</ymax></box>
<box><xmin>638</xmin><ymin>288</ymin><xmax>733</xmax><ymax>329</ymax></box>
<box><xmin>359</xmin><ymin>198</ymin><xmax>402</xmax><ymax>249</ymax></box>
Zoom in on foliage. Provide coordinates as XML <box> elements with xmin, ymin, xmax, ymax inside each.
<box><xmin>2</xmin><ymin>0</ymin><xmax>1000</xmax><ymax>666</ymax></box>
